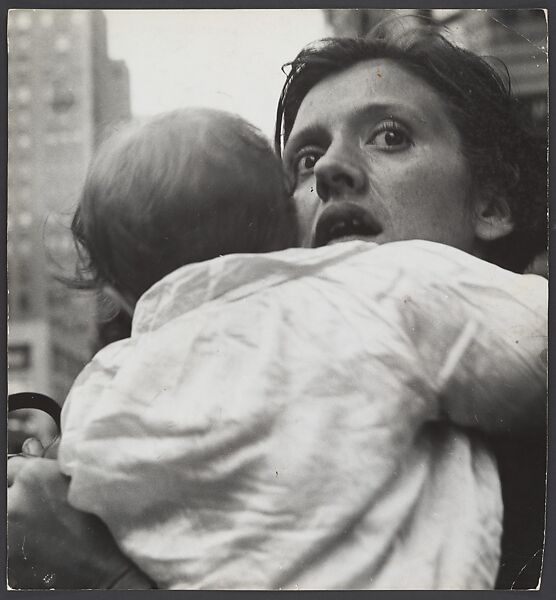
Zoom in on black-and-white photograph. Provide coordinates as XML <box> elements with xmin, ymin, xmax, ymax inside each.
<box><xmin>7</xmin><ymin>7</ymin><xmax>548</xmax><ymax>591</ymax></box>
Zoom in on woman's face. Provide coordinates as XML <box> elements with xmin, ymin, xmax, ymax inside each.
<box><xmin>283</xmin><ymin>59</ymin><xmax>483</xmax><ymax>252</ymax></box>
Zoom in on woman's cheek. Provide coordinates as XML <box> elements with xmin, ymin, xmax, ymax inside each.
<box><xmin>293</xmin><ymin>183</ymin><xmax>320</xmax><ymax>247</ymax></box>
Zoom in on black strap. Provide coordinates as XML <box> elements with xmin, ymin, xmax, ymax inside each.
<box><xmin>8</xmin><ymin>392</ymin><xmax>61</xmax><ymax>429</ymax></box>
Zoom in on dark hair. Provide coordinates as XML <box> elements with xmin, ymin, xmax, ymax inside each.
<box><xmin>71</xmin><ymin>108</ymin><xmax>298</xmax><ymax>304</ymax></box>
<box><xmin>275</xmin><ymin>30</ymin><xmax>547</xmax><ymax>272</ymax></box>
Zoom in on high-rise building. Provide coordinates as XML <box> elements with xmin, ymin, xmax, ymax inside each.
<box><xmin>8</xmin><ymin>9</ymin><xmax>131</xmax><ymax>402</ymax></box>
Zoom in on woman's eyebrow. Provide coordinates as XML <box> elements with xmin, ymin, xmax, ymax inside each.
<box><xmin>358</xmin><ymin>101</ymin><xmax>443</xmax><ymax>130</ymax></box>
<box><xmin>357</xmin><ymin>102</ymin><xmax>426</xmax><ymax>122</ymax></box>
<box><xmin>284</xmin><ymin>124</ymin><xmax>328</xmax><ymax>156</ymax></box>
<box><xmin>286</xmin><ymin>103</ymin><xmax>428</xmax><ymax>151</ymax></box>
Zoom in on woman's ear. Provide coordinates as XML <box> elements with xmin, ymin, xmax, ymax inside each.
<box><xmin>474</xmin><ymin>195</ymin><xmax>515</xmax><ymax>241</ymax></box>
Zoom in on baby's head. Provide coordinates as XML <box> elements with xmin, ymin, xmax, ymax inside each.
<box><xmin>72</xmin><ymin>108</ymin><xmax>297</xmax><ymax>308</ymax></box>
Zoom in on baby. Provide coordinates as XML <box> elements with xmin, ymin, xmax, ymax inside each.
<box><xmin>59</xmin><ymin>108</ymin><xmax>547</xmax><ymax>590</ymax></box>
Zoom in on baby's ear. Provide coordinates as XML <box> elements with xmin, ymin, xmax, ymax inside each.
<box><xmin>474</xmin><ymin>194</ymin><xmax>514</xmax><ymax>242</ymax></box>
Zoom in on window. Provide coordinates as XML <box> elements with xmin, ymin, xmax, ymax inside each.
<box><xmin>71</xmin><ymin>12</ymin><xmax>86</xmax><ymax>25</ymax></box>
<box><xmin>50</xmin><ymin>82</ymin><xmax>75</xmax><ymax>113</ymax></box>
<box><xmin>16</xmin><ymin>163</ymin><xmax>32</xmax><ymax>180</ymax></box>
<box><xmin>18</xmin><ymin>211</ymin><xmax>32</xmax><ymax>228</ymax></box>
<box><xmin>55</xmin><ymin>112</ymin><xmax>71</xmax><ymax>127</ymax></box>
<box><xmin>19</xmin><ymin>261</ymin><xmax>31</xmax><ymax>284</ymax></box>
<box><xmin>8</xmin><ymin>344</ymin><xmax>31</xmax><ymax>370</ymax></box>
<box><xmin>17</xmin><ymin>133</ymin><xmax>31</xmax><ymax>149</ymax></box>
<box><xmin>15</xmin><ymin>11</ymin><xmax>32</xmax><ymax>31</ymax></box>
<box><xmin>55</xmin><ymin>35</ymin><xmax>71</xmax><ymax>53</ymax></box>
<box><xmin>44</xmin><ymin>130</ymin><xmax>81</xmax><ymax>145</ymax></box>
<box><xmin>19</xmin><ymin>240</ymin><xmax>32</xmax><ymax>256</ymax></box>
<box><xmin>18</xmin><ymin>292</ymin><xmax>30</xmax><ymax>312</ymax></box>
<box><xmin>40</xmin><ymin>12</ymin><xmax>54</xmax><ymax>27</ymax></box>
<box><xmin>17</xmin><ymin>36</ymin><xmax>31</xmax><ymax>52</ymax></box>
<box><xmin>16</xmin><ymin>86</ymin><xmax>31</xmax><ymax>104</ymax></box>
<box><xmin>17</xmin><ymin>110</ymin><xmax>31</xmax><ymax>126</ymax></box>
<box><xmin>44</xmin><ymin>132</ymin><xmax>57</xmax><ymax>145</ymax></box>
<box><xmin>18</xmin><ymin>183</ymin><xmax>32</xmax><ymax>199</ymax></box>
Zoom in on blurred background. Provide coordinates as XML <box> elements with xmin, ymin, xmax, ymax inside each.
<box><xmin>7</xmin><ymin>8</ymin><xmax>547</xmax><ymax>450</ymax></box>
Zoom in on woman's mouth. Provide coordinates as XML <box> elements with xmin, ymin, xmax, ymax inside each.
<box><xmin>313</xmin><ymin>203</ymin><xmax>383</xmax><ymax>247</ymax></box>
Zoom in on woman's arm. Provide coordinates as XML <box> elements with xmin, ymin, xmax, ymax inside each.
<box><xmin>437</xmin><ymin>271</ymin><xmax>547</xmax><ymax>436</ymax></box>
<box><xmin>387</xmin><ymin>242</ymin><xmax>548</xmax><ymax>436</ymax></box>
<box><xmin>7</xmin><ymin>456</ymin><xmax>155</xmax><ymax>589</ymax></box>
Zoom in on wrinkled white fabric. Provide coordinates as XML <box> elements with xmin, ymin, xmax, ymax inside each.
<box><xmin>59</xmin><ymin>240</ymin><xmax>547</xmax><ymax>590</ymax></box>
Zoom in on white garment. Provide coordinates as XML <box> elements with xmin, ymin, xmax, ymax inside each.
<box><xmin>59</xmin><ymin>240</ymin><xmax>547</xmax><ymax>590</ymax></box>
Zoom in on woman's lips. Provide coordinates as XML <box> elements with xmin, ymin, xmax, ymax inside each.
<box><xmin>313</xmin><ymin>202</ymin><xmax>383</xmax><ymax>247</ymax></box>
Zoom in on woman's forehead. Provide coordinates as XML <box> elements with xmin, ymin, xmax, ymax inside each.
<box><xmin>288</xmin><ymin>59</ymin><xmax>455</xmax><ymax>142</ymax></box>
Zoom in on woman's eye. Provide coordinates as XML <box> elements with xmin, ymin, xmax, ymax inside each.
<box><xmin>370</xmin><ymin>124</ymin><xmax>410</xmax><ymax>149</ymax></box>
<box><xmin>295</xmin><ymin>152</ymin><xmax>320</xmax><ymax>174</ymax></box>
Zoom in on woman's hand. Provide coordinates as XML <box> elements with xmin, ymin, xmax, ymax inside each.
<box><xmin>524</xmin><ymin>249</ymin><xmax>548</xmax><ymax>278</ymax></box>
<box><xmin>8</xmin><ymin>455</ymin><xmax>154</xmax><ymax>589</ymax></box>
<box><xmin>17</xmin><ymin>434</ymin><xmax>60</xmax><ymax>459</ymax></box>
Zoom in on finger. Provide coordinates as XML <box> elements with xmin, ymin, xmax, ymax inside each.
<box><xmin>21</xmin><ymin>437</ymin><xmax>45</xmax><ymax>457</ymax></box>
<box><xmin>7</xmin><ymin>481</ymin><xmax>26</xmax><ymax>513</ymax></box>
<box><xmin>42</xmin><ymin>436</ymin><xmax>61</xmax><ymax>459</ymax></box>
<box><xmin>7</xmin><ymin>456</ymin><xmax>28</xmax><ymax>487</ymax></box>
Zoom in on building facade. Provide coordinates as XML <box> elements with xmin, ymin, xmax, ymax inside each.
<box><xmin>8</xmin><ymin>9</ymin><xmax>131</xmax><ymax>402</ymax></box>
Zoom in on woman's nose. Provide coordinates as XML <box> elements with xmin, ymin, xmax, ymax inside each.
<box><xmin>314</xmin><ymin>148</ymin><xmax>367</xmax><ymax>202</ymax></box>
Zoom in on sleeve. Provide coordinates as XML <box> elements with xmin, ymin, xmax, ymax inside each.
<box><xmin>58</xmin><ymin>339</ymin><xmax>135</xmax><ymax>476</ymax></box>
<box><xmin>389</xmin><ymin>242</ymin><xmax>547</xmax><ymax>436</ymax></box>
<box><xmin>439</xmin><ymin>274</ymin><xmax>546</xmax><ymax>435</ymax></box>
